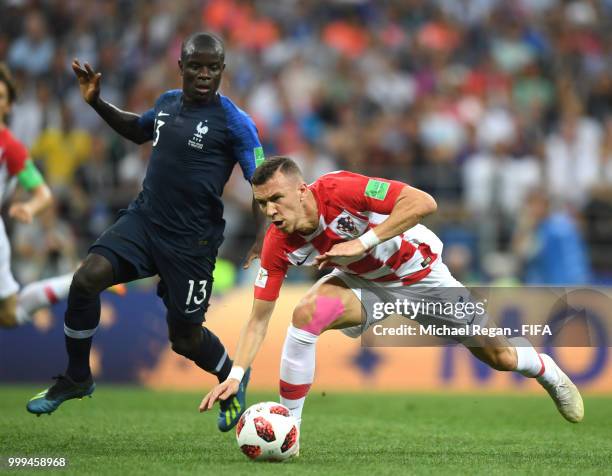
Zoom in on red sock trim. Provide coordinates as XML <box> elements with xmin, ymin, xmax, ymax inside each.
<box><xmin>536</xmin><ymin>353</ymin><xmax>546</xmax><ymax>377</ymax></box>
<box><xmin>279</xmin><ymin>380</ymin><xmax>311</xmax><ymax>400</ymax></box>
<box><xmin>44</xmin><ymin>286</ymin><xmax>58</xmax><ymax>305</ymax></box>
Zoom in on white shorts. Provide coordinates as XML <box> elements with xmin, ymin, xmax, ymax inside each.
<box><xmin>0</xmin><ymin>219</ymin><xmax>19</xmax><ymax>299</ymax></box>
<box><xmin>325</xmin><ymin>259</ymin><xmax>467</xmax><ymax>338</ymax></box>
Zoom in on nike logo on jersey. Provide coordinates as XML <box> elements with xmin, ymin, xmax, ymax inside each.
<box><xmin>296</xmin><ymin>251</ymin><xmax>312</xmax><ymax>266</ymax></box>
<box><xmin>185</xmin><ymin>307</ymin><xmax>202</xmax><ymax>314</ymax></box>
<box><xmin>157</xmin><ymin>111</ymin><xmax>170</xmax><ymax>117</ymax></box>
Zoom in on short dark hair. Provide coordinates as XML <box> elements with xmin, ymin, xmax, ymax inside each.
<box><xmin>252</xmin><ymin>156</ymin><xmax>303</xmax><ymax>186</ymax></box>
<box><xmin>0</xmin><ymin>63</ymin><xmax>17</xmax><ymax>104</ymax></box>
<box><xmin>181</xmin><ymin>32</ymin><xmax>225</xmax><ymax>62</ymax></box>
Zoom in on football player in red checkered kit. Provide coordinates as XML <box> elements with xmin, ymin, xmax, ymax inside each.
<box><xmin>200</xmin><ymin>156</ymin><xmax>584</xmax><ymax>427</ymax></box>
<box><xmin>0</xmin><ymin>64</ymin><xmax>82</xmax><ymax>329</ymax></box>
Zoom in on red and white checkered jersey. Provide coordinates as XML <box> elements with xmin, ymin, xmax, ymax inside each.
<box><xmin>0</xmin><ymin>128</ymin><xmax>28</xmax><ymax>206</ymax></box>
<box><xmin>254</xmin><ymin>171</ymin><xmax>439</xmax><ymax>301</ymax></box>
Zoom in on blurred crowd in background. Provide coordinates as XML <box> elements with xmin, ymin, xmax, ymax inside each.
<box><xmin>0</xmin><ymin>0</ymin><xmax>611</xmax><ymax>287</ymax></box>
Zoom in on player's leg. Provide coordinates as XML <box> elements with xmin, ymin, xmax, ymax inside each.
<box><xmin>155</xmin><ymin>245</ymin><xmax>233</xmax><ymax>381</ymax></box>
<box><xmin>411</xmin><ymin>258</ymin><xmax>584</xmax><ymax>423</ymax></box>
<box><xmin>166</xmin><ymin>314</ymin><xmax>232</xmax><ymax>384</ymax></box>
<box><xmin>165</xmin><ymin>311</ymin><xmax>251</xmax><ymax>432</ymax></box>
<box><xmin>280</xmin><ymin>275</ymin><xmax>362</xmax><ymax>427</ymax></box>
<box><xmin>465</xmin><ymin>337</ymin><xmax>583</xmax><ymax>422</ymax></box>
<box><xmin>27</xmin><ymin>212</ymin><xmax>154</xmax><ymax>415</ymax></box>
<box><xmin>0</xmin><ymin>276</ymin><xmax>73</xmax><ymax>329</ymax></box>
<box><xmin>5</xmin><ymin>272</ymin><xmax>127</xmax><ymax>328</ymax></box>
<box><xmin>63</xmin><ymin>253</ymin><xmax>116</xmax><ymax>381</ymax></box>
<box><xmin>155</xmin><ymin>238</ymin><xmax>248</xmax><ymax>431</ymax></box>
<box><xmin>13</xmin><ymin>273</ymin><xmax>74</xmax><ymax>325</ymax></box>
<box><xmin>26</xmin><ymin>253</ymin><xmax>114</xmax><ymax>415</ymax></box>
<box><xmin>1</xmin><ymin>273</ymin><xmax>126</xmax><ymax>327</ymax></box>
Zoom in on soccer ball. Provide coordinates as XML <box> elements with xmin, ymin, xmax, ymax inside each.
<box><xmin>235</xmin><ymin>402</ymin><xmax>299</xmax><ymax>461</ymax></box>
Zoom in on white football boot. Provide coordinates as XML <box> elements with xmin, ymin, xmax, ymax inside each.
<box><xmin>537</xmin><ymin>354</ymin><xmax>584</xmax><ymax>423</ymax></box>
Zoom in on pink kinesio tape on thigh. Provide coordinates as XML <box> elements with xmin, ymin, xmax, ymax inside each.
<box><xmin>302</xmin><ymin>296</ymin><xmax>345</xmax><ymax>335</ymax></box>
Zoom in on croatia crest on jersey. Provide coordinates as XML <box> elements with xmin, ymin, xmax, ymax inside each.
<box><xmin>330</xmin><ymin>211</ymin><xmax>368</xmax><ymax>239</ymax></box>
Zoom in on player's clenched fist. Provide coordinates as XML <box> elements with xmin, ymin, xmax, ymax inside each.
<box><xmin>71</xmin><ymin>59</ymin><xmax>101</xmax><ymax>105</ymax></box>
<box><xmin>199</xmin><ymin>379</ymin><xmax>240</xmax><ymax>412</ymax></box>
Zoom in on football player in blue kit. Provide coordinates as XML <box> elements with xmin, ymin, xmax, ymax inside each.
<box><xmin>27</xmin><ymin>33</ymin><xmax>260</xmax><ymax>431</ymax></box>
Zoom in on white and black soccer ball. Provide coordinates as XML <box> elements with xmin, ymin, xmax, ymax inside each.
<box><xmin>235</xmin><ymin>402</ymin><xmax>299</xmax><ymax>461</ymax></box>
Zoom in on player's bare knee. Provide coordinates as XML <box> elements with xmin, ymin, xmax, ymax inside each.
<box><xmin>292</xmin><ymin>293</ymin><xmax>345</xmax><ymax>335</ymax></box>
<box><xmin>292</xmin><ymin>299</ymin><xmax>314</xmax><ymax>330</ymax></box>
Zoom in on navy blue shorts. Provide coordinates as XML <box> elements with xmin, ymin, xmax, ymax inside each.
<box><xmin>90</xmin><ymin>210</ymin><xmax>221</xmax><ymax>324</ymax></box>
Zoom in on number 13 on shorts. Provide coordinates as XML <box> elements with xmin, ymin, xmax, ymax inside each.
<box><xmin>186</xmin><ymin>279</ymin><xmax>208</xmax><ymax>306</ymax></box>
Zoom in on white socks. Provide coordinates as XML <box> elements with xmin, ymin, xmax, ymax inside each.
<box><xmin>279</xmin><ymin>325</ymin><xmax>318</xmax><ymax>426</ymax></box>
<box><xmin>15</xmin><ymin>273</ymin><xmax>73</xmax><ymax>325</ymax></box>
<box><xmin>511</xmin><ymin>337</ymin><xmax>544</xmax><ymax>377</ymax></box>
<box><xmin>510</xmin><ymin>337</ymin><xmax>560</xmax><ymax>387</ymax></box>
<box><xmin>536</xmin><ymin>354</ymin><xmax>561</xmax><ymax>387</ymax></box>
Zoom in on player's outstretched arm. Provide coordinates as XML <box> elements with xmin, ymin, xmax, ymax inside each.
<box><xmin>315</xmin><ymin>185</ymin><xmax>437</xmax><ymax>268</ymax></box>
<box><xmin>199</xmin><ymin>298</ymin><xmax>276</xmax><ymax>411</ymax></box>
<box><xmin>71</xmin><ymin>59</ymin><xmax>151</xmax><ymax>145</ymax></box>
<box><xmin>243</xmin><ymin>198</ymin><xmax>267</xmax><ymax>269</ymax></box>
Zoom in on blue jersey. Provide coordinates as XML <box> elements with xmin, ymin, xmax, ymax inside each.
<box><xmin>130</xmin><ymin>90</ymin><xmax>263</xmax><ymax>240</ymax></box>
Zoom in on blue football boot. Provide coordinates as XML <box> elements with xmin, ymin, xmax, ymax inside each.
<box><xmin>217</xmin><ymin>367</ymin><xmax>251</xmax><ymax>432</ymax></box>
<box><xmin>27</xmin><ymin>374</ymin><xmax>95</xmax><ymax>416</ymax></box>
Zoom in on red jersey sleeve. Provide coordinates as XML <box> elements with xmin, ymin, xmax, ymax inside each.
<box><xmin>4</xmin><ymin>132</ymin><xmax>28</xmax><ymax>176</ymax></box>
<box><xmin>321</xmin><ymin>171</ymin><xmax>405</xmax><ymax>215</ymax></box>
<box><xmin>253</xmin><ymin>226</ymin><xmax>290</xmax><ymax>301</ymax></box>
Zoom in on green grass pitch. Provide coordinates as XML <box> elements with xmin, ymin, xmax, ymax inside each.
<box><xmin>1</xmin><ymin>386</ymin><xmax>611</xmax><ymax>475</ymax></box>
